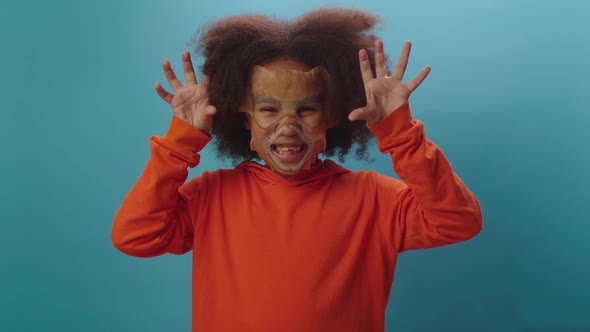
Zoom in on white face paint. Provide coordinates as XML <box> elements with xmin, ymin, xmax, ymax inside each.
<box><xmin>261</xmin><ymin>123</ymin><xmax>317</xmax><ymax>174</ymax></box>
<box><xmin>242</xmin><ymin>61</ymin><xmax>331</xmax><ymax>177</ymax></box>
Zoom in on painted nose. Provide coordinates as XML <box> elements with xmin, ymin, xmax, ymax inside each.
<box><xmin>277</xmin><ymin>114</ymin><xmax>299</xmax><ymax>129</ymax></box>
<box><xmin>276</xmin><ymin>119</ymin><xmax>301</xmax><ymax>137</ymax></box>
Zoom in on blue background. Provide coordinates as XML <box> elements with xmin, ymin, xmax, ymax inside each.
<box><xmin>2</xmin><ymin>0</ymin><xmax>588</xmax><ymax>331</ymax></box>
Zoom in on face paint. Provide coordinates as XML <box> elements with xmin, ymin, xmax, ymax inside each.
<box><xmin>260</xmin><ymin>123</ymin><xmax>323</xmax><ymax>175</ymax></box>
<box><xmin>242</xmin><ymin>62</ymin><xmax>331</xmax><ymax>177</ymax></box>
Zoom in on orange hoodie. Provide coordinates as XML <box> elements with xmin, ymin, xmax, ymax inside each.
<box><xmin>112</xmin><ymin>103</ymin><xmax>482</xmax><ymax>332</ymax></box>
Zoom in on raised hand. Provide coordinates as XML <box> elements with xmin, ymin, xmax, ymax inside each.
<box><xmin>348</xmin><ymin>40</ymin><xmax>431</xmax><ymax>125</ymax></box>
<box><xmin>155</xmin><ymin>51</ymin><xmax>216</xmax><ymax>133</ymax></box>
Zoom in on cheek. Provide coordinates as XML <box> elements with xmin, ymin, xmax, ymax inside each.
<box><xmin>307</xmin><ymin>128</ymin><xmax>328</xmax><ymax>154</ymax></box>
<box><xmin>308</xmin><ymin>126</ymin><xmax>329</xmax><ymax>142</ymax></box>
<box><xmin>249</xmin><ymin>126</ymin><xmax>269</xmax><ymax>152</ymax></box>
<box><xmin>250</xmin><ymin>126</ymin><xmax>267</xmax><ymax>142</ymax></box>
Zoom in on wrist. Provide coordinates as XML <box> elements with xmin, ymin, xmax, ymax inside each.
<box><xmin>163</xmin><ymin>116</ymin><xmax>212</xmax><ymax>153</ymax></box>
<box><xmin>367</xmin><ymin>102</ymin><xmax>414</xmax><ymax>141</ymax></box>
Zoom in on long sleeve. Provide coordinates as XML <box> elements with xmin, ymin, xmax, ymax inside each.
<box><xmin>111</xmin><ymin>116</ymin><xmax>211</xmax><ymax>257</ymax></box>
<box><xmin>368</xmin><ymin>103</ymin><xmax>483</xmax><ymax>253</ymax></box>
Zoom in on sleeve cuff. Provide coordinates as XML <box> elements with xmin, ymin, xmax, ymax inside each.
<box><xmin>367</xmin><ymin>102</ymin><xmax>415</xmax><ymax>141</ymax></box>
<box><xmin>162</xmin><ymin>116</ymin><xmax>212</xmax><ymax>153</ymax></box>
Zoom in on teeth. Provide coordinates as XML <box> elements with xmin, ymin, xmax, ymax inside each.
<box><xmin>274</xmin><ymin>145</ymin><xmax>303</xmax><ymax>154</ymax></box>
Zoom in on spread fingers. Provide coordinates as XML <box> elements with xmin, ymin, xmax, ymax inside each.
<box><xmin>181</xmin><ymin>51</ymin><xmax>198</xmax><ymax>85</ymax></box>
<box><xmin>374</xmin><ymin>39</ymin><xmax>387</xmax><ymax>77</ymax></box>
<box><xmin>163</xmin><ymin>59</ymin><xmax>183</xmax><ymax>90</ymax></box>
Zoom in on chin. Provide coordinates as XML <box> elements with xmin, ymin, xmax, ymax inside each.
<box><xmin>267</xmin><ymin>143</ymin><xmax>313</xmax><ymax>176</ymax></box>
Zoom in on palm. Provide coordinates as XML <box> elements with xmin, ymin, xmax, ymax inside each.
<box><xmin>155</xmin><ymin>51</ymin><xmax>216</xmax><ymax>133</ymax></box>
<box><xmin>170</xmin><ymin>85</ymin><xmax>206</xmax><ymax>114</ymax></box>
<box><xmin>364</xmin><ymin>79</ymin><xmax>411</xmax><ymax>114</ymax></box>
<box><xmin>349</xmin><ymin>40</ymin><xmax>431</xmax><ymax>125</ymax></box>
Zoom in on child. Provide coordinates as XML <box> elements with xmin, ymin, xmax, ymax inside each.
<box><xmin>112</xmin><ymin>7</ymin><xmax>482</xmax><ymax>332</ymax></box>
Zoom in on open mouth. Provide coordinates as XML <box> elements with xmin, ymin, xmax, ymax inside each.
<box><xmin>263</xmin><ymin>124</ymin><xmax>314</xmax><ymax>173</ymax></box>
<box><xmin>270</xmin><ymin>143</ymin><xmax>309</xmax><ymax>165</ymax></box>
<box><xmin>271</xmin><ymin>144</ymin><xmax>307</xmax><ymax>155</ymax></box>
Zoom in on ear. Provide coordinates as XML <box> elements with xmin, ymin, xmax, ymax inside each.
<box><xmin>326</xmin><ymin>119</ymin><xmax>336</xmax><ymax>129</ymax></box>
<box><xmin>307</xmin><ymin>67</ymin><xmax>331</xmax><ymax>84</ymax></box>
<box><xmin>241</xmin><ymin>108</ymin><xmax>252</xmax><ymax>131</ymax></box>
<box><xmin>253</xmin><ymin>65</ymin><xmax>271</xmax><ymax>74</ymax></box>
<box><xmin>323</xmin><ymin>107</ymin><xmax>336</xmax><ymax>129</ymax></box>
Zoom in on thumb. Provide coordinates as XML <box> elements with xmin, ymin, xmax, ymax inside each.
<box><xmin>201</xmin><ymin>105</ymin><xmax>217</xmax><ymax>123</ymax></box>
<box><xmin>204</xmin><ymin>105</ymin><xmax>217</xmax><ymax>116</ymax></box>
<box><xmin>195</xmin><ymin>105</ymin><xmax>217</xmax><ymax>133</ymax></box>
<box><xmin>348</xmin><ymin>107</ymin><xmax>367</xmax><ymax>122</ymax></box>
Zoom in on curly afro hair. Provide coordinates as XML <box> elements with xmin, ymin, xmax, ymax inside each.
<box><xmin>191</xmin><ymin>7</ymin><xmax>387</xmax><ymax>164</ymax></box>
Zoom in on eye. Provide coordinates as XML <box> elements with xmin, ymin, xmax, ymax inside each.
<box><xmin>259</xmin><ymin>107</ymin><xmax>278</xmax><ymax>113</ymax></box>
<box><xmin>297</xmin><ymin>106</ymin><xmax>318</xmax><ymax>115</ymax></box>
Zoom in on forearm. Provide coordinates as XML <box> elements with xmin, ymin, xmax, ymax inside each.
<box><xmin>111</xmin><ymin>116</ymin><xmax>211</xmax><ymax>257</ymax></box>
<box><xmin>370</xmin><ymin>103</ymin><xmax>482</xmax><ymax>250</ymax></box>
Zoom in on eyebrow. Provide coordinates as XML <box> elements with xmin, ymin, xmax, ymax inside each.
<box><xmin>253</xmin><ymin>95</ymin><xmax>322</xmax><ymax>104</ymax></box>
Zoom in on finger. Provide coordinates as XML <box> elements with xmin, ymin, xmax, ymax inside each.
<box><xmin>358</xmin><ymin>49</ymin><xmax>374</xmax><ymax>86</ymax></box>
<box><xmin>162</xmin><ymin>59</ymin><xmax>183</xmax><ymax>90</ymax></box>
<box><xmin>391</xmin><ymin>41</ymin><xmax>411</xmax><ymax>81</ymax></box>
<box><xmin>197</xmin><ymin>105</ymin><xmax>217</xmax><ymax>122</ymax></box>
<box><xmin>374</xmin><ymin>39</ymin><xmax>387</xmax><ymax>78</ymax></box>
<box><xmin>406</xmin><ymin>65</ymin><xmax>431</xmax><ymax>92</ymax></box>
<box><xmin>204</xmin><ymin>105</ymin><xmax>217</xmax><ymax>116</ymax></box>
<box><xmin>155</xmin><ymin>82</ymin><xmax>173</xmax><ymax>104</ymax></box>
<box><xmin>195</xmin><ymin>105</ymin><xmax>217</xmax><ymax>133</ymax></box>
<box><xmin>181</xmin><ymin>51</ymin><xmax>198</xmax><ymax>85</ymax></box>
<box><xmin>348</xmin><ymin>107</ymin><xmax>368</xmax><ymax>122</ymax></box>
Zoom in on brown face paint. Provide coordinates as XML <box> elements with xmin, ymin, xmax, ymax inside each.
<box><xmin>244</xmin><ymin>64</ymin><xmax>331</xmax><ymax>177</ymax></box>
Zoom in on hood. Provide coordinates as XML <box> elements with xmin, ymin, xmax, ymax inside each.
<box><xmin>235</xmin><ymin>159</ymin><xmax>350</xmax><ymax>187</ymax></box>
